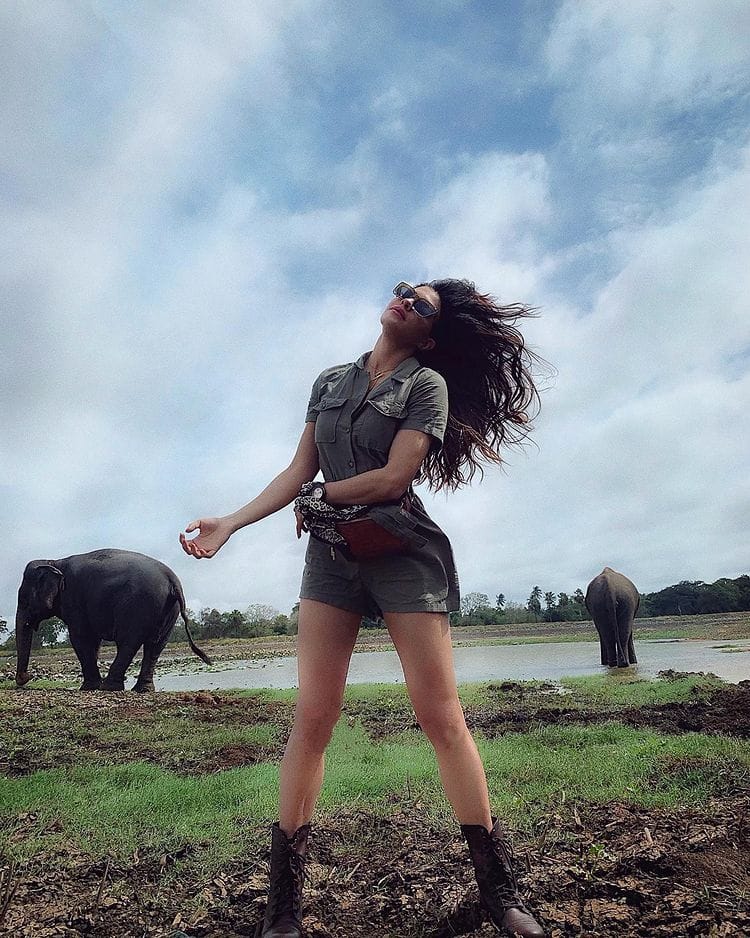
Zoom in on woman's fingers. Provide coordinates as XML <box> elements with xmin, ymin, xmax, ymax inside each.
<box><xmin>180</xmin><ymin>528</ymin><xmax>208</xmax><ymax>558</ymax></box>
<box><xmin>181</xmin><ymin>517</ymin><xmax>229</xmax><ymax>559</ymax></box>
<box><xmin>181</xmin><ymin>536</ymin><xmax>197</xmax><ymax>558</ymax></box>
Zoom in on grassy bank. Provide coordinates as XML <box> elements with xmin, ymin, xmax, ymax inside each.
<box><xmin>1</xmin><ymin>674</ymin><xmax>748</xmax><ymax>865</ymax></box>
<box><xmin>0</xmin><ymin>674</ymin><xmax>748</xmax><ymax>936</ymax></box>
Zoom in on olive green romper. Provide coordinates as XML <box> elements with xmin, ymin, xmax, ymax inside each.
<box><xmin>299</xmin><ymin>351</ymin><xmax>460</xmax><ymax>619</ymax></box>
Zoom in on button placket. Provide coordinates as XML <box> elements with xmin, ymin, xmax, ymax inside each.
<box><xmin>339</xmin><ymin>369</ymin><xmax>375</xmax><ymax>476</ymax></box>
<box><xmin>338</xmin><ymin>393</ymin><xmax>356</xmax><ymax>476</ymax></box>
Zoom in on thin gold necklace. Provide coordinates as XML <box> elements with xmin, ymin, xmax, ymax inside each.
<box><xmin>367</xmin><ymin>367</ymin><xmax>393</xmax><ymax>385</ymax></box>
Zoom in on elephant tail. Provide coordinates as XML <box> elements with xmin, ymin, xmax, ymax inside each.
<box><xmin>171</xmin><ymin>581</ymin><xmax>213</xmax><ymax>666</ymax></box>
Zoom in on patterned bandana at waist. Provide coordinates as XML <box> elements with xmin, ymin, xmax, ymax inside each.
<box><xmin>294</xmin><ymin>482</ymin><xmax>368</xmax><ymax>551</ymax></box>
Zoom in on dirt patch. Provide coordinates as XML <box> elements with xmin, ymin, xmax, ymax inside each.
<box><xmin>0</xmin><ymin>689</ymin><xmax>292</xmax><ymax>777</ymax></box>
<box><xmin>474</xmin><ymin>680</ymin><xmax>750</xmax><ymax>741</ymax></box>
<box><xmin>4</xmin><ymin>678</ymin><xmax>748</xmax><ymax>782</ymax></box>
<box><xmin>345</xmin><ymin>680</ymin><xmax>750</xmax><ymax>743</ymax></box>
<box><xmin>1</xmin><ymin>795</ymin><xmax>748</xmax><ymax>937</ymax></box>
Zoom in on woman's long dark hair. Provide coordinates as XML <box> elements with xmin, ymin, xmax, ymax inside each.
<box><xmin>415</xmin><ymin>278</ymin><xmax>544</xmax><ymax>491</ymax></box>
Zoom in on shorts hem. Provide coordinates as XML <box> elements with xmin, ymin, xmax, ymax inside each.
<box><xmin>379</xmin><ymin>603</ymin><xmax>451</xmax><ymax>614</ymax></box>
<box><xmin>299</xmin><ymin>591</ymin><xmax>366</xmax><ymax>616</ymax></box>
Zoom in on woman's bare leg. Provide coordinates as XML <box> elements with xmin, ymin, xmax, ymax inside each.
<box><xmin>278</xmin><ymin>599</ymin><xmax>361</xmax><ymax>835</ymax></box>
<box><xmin>383</xmin><ymin>611</ymin><xmax>493</xmax><ymax>829</ymax></box>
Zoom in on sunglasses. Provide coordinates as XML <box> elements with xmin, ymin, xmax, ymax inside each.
<box><xmin>393</xmin><ymin>282</ymin><xmax>439</xmax><ymax>319</ymax></box>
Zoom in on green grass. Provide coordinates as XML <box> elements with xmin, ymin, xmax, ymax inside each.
<box><xmin>1</xmin><ymin>674</ymin><xmax>748</xmax><ymax>879</ymax></box>
<box><xmin>0</xmin><ymin>678</ymin><xmax>75</xmax><ymax>691</ymax></box>
<box><xmin>0</xmin><ymin>689</ymin><xmax>289</xmax><ymax>773</ymax></box>
<box><xmin>233</xmin><ymin>687</ymin><xmax>299</xmax><ymax>703</ymax></box>
<box><xmin>0</xmin><ymin>762</ymin><xmax>280</xmax><ymax>865</ymax></box>
<box><xmin>95</xmin><ymin>715</ymin><xmax>280</xmax><ymax>750</ymax></box>
<box><xmin>556</xmin><ymin>672</ymin><xmax>724</xmax><ymax>705</ymax></box>
<box><xmin>453</xmin><ymin>671</ymin><xmax>724</xmax><ymax>709</ymax></box>
<box><xmin>2</xmin><ymin>699</ymin><xmax>749</xmax><ymax>867</ymax></box>
<box><xmin>479</xmin><ymin>724</ymin><xmax>749</xmax><ymax>814</ymax></box>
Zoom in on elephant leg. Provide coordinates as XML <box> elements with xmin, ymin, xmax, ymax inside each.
<box><xmin>600</xmin><ymin>625</ymin><xmax>617</xmax><ymax>667</ymax></box>
<box><xmin>628</xmin><ymin>632</ymin><xmax>637</xmax><ymax>664</ymax></box>
<box><xmin>592</xmin><ymin>622</ymin><xmax>608</xmax><ymax>666</ymax></box>
<box><xmin>70</xmin><ymin>634</ymin><xmax>102</xmax><ymax>690</ymax></box>
<box><xmin>132</xmin><ymin>635</ymin><xmax>169</xmax><ymax>693</ymax></box>
<box><xmin>101</xmin><ymin>641</ymin><xmax>140</xmax><ymax>691</ymax></box>
<box><xmin>615</xmin><ymin>607</ymin><xmax>634</xmax><ymax>668</ymax></box>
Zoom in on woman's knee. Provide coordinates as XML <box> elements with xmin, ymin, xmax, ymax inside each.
<box><xmin>291</xmin><ymin>699</ymin><xmax>342</xmax><ymax>747</ymax></box>
<box><xmin>416</xmin><ymin>705</ymin><xmax>469</xmax><ymax>750</ymax></box>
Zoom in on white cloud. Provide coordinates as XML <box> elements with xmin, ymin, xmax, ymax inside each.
<box><xmin>547</xmin><ymin>0</ymin><xmax>750</xmax><ymax>114</ymax></box>
<box><xmin>556</xmin><ymin>143</ymin><xmax>750</xmax><ymax>416</ymax></box>
<box><xmin>2</xmin><ymin>2</ymin><xmax>748</xmax><ymax>633</ymax></box>
<box><xmin>544</xmin><ymin>0</ymin><xmax>750</xmax><ymax>229</ymax></box>
<box><xmin>419</xmin><ymin>151</ymin><xmax>553</xmax><ymax>298</ymax></box>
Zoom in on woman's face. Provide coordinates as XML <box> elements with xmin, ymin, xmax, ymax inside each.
<box><xmin>380</xmin><ymin>282</ymin><xmax>441</xmax><ymax>350</ymax></box>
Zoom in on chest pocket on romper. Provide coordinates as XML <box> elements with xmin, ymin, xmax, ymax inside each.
<box><xmin>312</xmin><ymin>396</ymin><xmax>347</xmax><ymax>443</ymax></box>
<box><xmin>352</xmin><ymin>390</ymin><xmax>408</xmax><ymax>456</ymax></box>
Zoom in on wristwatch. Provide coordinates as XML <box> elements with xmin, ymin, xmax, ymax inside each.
<box><xmin>311</xmin><ymin>483</ymin><xmax>327</xmax><ymax>502</ymax></box>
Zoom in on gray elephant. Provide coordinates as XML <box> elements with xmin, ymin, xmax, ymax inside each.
<box><xmin>585</xmin><ymin>567</ymin><xmax>639</xmax><ymax>668</ymax></box>
<box><xmin>15</xmin><ymin>549</ymin><xmax>211</xmax><ymax>692</ymax></box>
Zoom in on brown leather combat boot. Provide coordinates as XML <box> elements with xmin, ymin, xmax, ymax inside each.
<box><xmin>461</xmin><ymin>818</ymin><xmax>546</xmax><ymax>937</ymax></box>
<box><xmin>256</xmin><ymin>821</ymin><xmax>310</xmax><ymax>938</ymax></box>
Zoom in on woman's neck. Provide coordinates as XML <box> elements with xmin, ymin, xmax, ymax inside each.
<box><xmin>367</xmin><ymin>336</ymin><xmax>414</xmax><ymax>376</ymax></box>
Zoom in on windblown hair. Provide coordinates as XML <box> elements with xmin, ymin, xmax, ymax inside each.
<box><xmin>415</xmin><ymin>278</ymin><xmax>544</xmax><ymax>491</ymax></box>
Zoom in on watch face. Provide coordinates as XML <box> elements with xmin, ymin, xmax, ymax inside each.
<box><xmin>312</xmin><ymin>485</ymin><xmax>325</xmax><ymax>500</ymax></box>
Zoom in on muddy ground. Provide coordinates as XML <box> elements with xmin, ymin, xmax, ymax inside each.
<box><xmin>1</xmin><ymin>789</ymin><xmax>748</xmax><ymax>937</ymax></box>
<box><xmin>1</xmin><ymin>678</ymin><xmax>749</xmax><ymax>936</ymax></box>
<box><xmin>349</xmin><ymin>677</ymin><xmax>750</xmax><ymax>743</ymax></box>
<box><xmin>2</xmin><ymin>677</ymin><xmax>749</xmax><ymax>779</ymax></box>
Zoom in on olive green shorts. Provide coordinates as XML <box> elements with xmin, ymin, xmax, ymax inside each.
<box><xmin>299</xmin><ymin>537</ymin><xmax>452</xmax><ymax>619</ymax></box>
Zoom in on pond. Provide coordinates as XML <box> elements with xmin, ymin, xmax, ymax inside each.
<box><xmin>158</xmin><ymin>638</ymin><xmax>750</xmax><ymax>691</ymax></box>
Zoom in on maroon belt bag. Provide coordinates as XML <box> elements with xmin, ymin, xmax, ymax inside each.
<box><xmin>334</xmin><ymin>517</ymin><xmax>410</xmax><ymax>561</ymax></box>
<box><xmin>334</xmin><ymin>496</ymin><xmax>414</xmax><ymax>561</ymax></box>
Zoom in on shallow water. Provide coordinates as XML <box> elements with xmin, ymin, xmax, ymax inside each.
<box><xmin>158</xmin><ymin>638</ymin><xmax>750</xmax><ymax>691</ymax></box>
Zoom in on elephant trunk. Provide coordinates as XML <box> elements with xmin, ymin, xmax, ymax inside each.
<box><xmin>15</xmin><ymin>607</ymin><xmax>33</xmax><ymax>687</ymax></box>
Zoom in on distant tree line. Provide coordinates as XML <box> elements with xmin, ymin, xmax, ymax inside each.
<box><xmin>640</xmin><ymin>575</ymin><xmax>750</xmax><ymax>617</ymax></box>
<box><xmin>449</xmin><ymin>573</ymin><xmax>750</xmax><ymax>627</ymax></box>
<box><xmin>2</xmin><ymin>574</ymin><xmax>749</xmax><ymax>648</ymax></box>
<box><xmin>170</xmin><ymin>604</ymin><xmax>299</xmax><ymax>642</ymax></box>
<box><xmin>450</xmin><ymin>587</ymin><xmax>591</xmax><ymax>627</ymax></box>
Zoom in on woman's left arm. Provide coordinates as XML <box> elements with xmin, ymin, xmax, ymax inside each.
<box><xmin>324</xmin><ymin>429</ymin><xmax>431</xmax><ymax>505</ymax></box>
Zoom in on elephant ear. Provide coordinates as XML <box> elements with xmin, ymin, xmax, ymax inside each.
<box><xmin>35</xmin><ymin>564</ymin><xmax>65</xmax><ymax>610</ymax></box>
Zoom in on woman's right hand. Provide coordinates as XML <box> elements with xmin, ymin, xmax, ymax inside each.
<box><xmin>180</xmin><ymin>517</ymin><xmax>233</xmax><ymax>559</ymax></box>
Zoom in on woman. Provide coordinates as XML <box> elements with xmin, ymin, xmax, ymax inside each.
<box><xmin>180</xmin><ymin>279</ymin><xmax>546</xmax><ymax>938</ymax></box>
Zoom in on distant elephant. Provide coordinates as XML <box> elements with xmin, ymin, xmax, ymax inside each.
<box><xmin>585</xmin><ymin>567</ymin><xmax>639</xmax><ymax>668</ymax></box>
<box><xmin>15</xmin><ymin>549</ymin><xmax>211</xmax><ymax>692</ymax></box>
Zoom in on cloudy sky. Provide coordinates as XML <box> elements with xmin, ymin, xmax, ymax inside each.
<box><xmin>2</xmin><ymin>0</ymin><xmax>749</xmax><ymax>625</ymax></box>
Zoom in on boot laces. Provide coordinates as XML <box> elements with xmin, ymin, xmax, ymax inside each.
<box><xmin>489</xmin><ymin>835</ymin><xmax>528</xmax><ymax>911</ymax></box>
<box><xmin>267</xmin><ymin>851</ymin><xmax>305</xmax><ymax>920</ymax></box>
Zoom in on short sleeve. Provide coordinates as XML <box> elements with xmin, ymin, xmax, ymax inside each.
<box><xmin>400</xmin><ymin>369</ymin><xmax>449</xmax><ymax>449</ymax></box>
<box><xmin>305</xmin><ymin>372</ymin><xmax>324</xmax><ymax>423</ymax></box>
